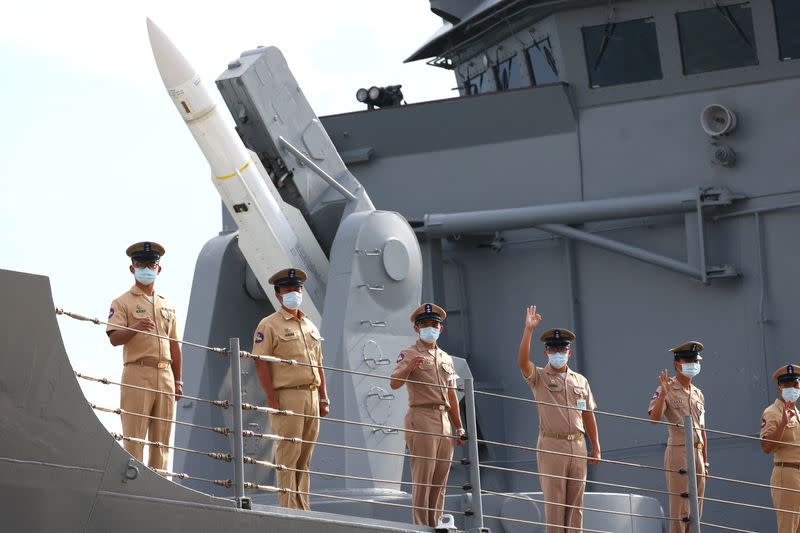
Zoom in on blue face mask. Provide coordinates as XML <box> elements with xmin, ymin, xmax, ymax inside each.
<box><xmin>548</xmin><ymin>352</ymin><xmax>569</xmax><ymax>369</ymax></box>
<box><xmin>680</xmin><ymin>362</ymin><xmax>701</xmax><ymax>378</ymax></box>
<box><xmin>282</xmin><ymin>291</ymin><xmax>302</xmax><ymax>310</ymax></box>
<box><xmin>782</xmin><ymin>387</ymin><xmax>800</xmax><ymax>403</ymax></box>
<box><xmin>134</xmin><ymin>267</ymin><xmax>157</xmax><ymax>285</ymax></box>
<box><xmin>419</xmin><ymin>327</ymin><xmax>440</xmax><ymax>344</ymax></box>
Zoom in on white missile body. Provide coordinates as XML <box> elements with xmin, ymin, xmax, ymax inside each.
<box><xmin>147</xmin><ymin>19</ymin><xmax>328</xmax><ymax>323</ymax></box>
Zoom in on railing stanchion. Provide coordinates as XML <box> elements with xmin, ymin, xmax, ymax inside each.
<box><xmin>230</xmin><ymin>337</ymin><xmax>248</xmax><ymax>508</ymax></box>
<box><xmin>464</xmin><ymin>377</ymin><xmax>486</xmax><ymax>531</ymax></box>
<box><xmin>684</xmin><ymin>415</ymin><xmax>701</xmax><ymax>533</ymax></box>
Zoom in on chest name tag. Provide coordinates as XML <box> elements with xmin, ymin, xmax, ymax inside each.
<box><xmin>577</xmin><ymin>399</ymin><xmax>587</xmax><ymax>411</ymax></box>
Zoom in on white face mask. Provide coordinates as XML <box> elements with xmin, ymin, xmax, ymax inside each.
<box><xmin>419</xmin><ymin>327</ymin><xmax>440</xmax><ymax>344</ymax></box>
<box><xmin>281</xmin><ymin>291</ymin><xmax>302</xmax><ymax>310</ymax></box>
<box><xmin>548</xmin><ymin>352</ymin><xmax>569</xmax><ymax>369</ymax></box>
<box><xmin>782</xmin><ymin>387</ymin><xmax>800</xmax><ymax>403</ymax></box>
<box><xmin>680</xmin><ymin>362</ymin><xmax>701</xmax><ymax>378</ymax></box>
<box><xmin>134</xmin><ymin>267</ymin><xmax>157</xmax><ymax>285</ymax></box>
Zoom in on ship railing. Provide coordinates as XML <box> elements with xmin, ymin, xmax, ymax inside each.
<box><xmin>59</xmin><ymin>307</ymin><xmax>799</xmax><ymax>533</ymax></box>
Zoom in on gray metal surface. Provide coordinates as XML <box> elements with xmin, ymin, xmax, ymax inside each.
<box><xmin>0</xmin><ymin>268</ymin><xmax>435</xmax><ymax>533</ymax></box>
<box><xmin>7</xmin><ymin>1</ymin><xmax>799</xmax><ymax>531</ymax></box>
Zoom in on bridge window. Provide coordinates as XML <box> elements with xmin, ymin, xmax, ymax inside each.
<box><xmin>582</xmin><ymin>17</ymin><xmax>662</xmax><ymax>89</ymax></box>
<box><xmin>494</xmin><ymin>55</ymin><xmax>526</xmax><ymax>90</ymax></box>
<box><xmin>466</xmin><ymin>70</ymin><xmax>495</xmax><ymax>95</ymax></box>
<box><xmin>526</xmin><ymin>38</ymin><xmax>559</xmax><ymax>85</ymax></box>
<box><xmin>677</xmin><ymin>3</ymin><xmax>758</xmax><ymax>75</ymax></box>
<box><xmin>773</xmin><ymin>0</ymin><xmax>800</xmax><ymax>61</ymax></box>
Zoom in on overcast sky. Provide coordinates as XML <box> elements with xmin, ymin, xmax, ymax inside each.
<box><xmin>0</xmin><ymin>1</ymin><xmax>452</xmax><ymax>437</ymax></box>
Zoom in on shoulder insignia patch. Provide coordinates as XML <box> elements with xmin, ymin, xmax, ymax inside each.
<box><xmin>255</xmin><ymin>332</ymin><xmax>264</xmax><ymax>344</ymax></box>
<box><xmin>652</xmin><ymin>391</ymin><xmax>660</xmax><ymax>399</ymax></box>
<box><xmin>108</xmin><ymin>308</ymin><xmax>115</xmax><ymax>318</ymax></box>
<box><xmin>761</xmin><ymin>417</ymin><xmax>766</xmax><ymax>428</ymax></box>
<box><xmin>397</xmin><ymin>353</ymin><xmax>405</xmax><ymax>362</ymax></box>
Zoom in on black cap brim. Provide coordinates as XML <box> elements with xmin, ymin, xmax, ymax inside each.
<box><xmin>274</xmin><ymin>279</ymin><xmax>304</xmax><ymax>288</ymax></box>
<box><xmin>131</xmin><ymin>252</ymin><xmax>161</xmax><ymax>262</ymax></box>
<box><xmin>545</xmin><ymin>341</ymin><xmax>571</xmax><ymax>348</ymax></box>
<box><xmin>414</xmin><ymin>313</ymin><xmax>443</xmax><ymax>324</ymax></box>
<box><xmin>673</xmin><ymin>351</ymin><xmax>701</xmax><ymax>361</ymax></box>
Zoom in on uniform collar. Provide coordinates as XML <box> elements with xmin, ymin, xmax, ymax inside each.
<box><xmin>544</xmin><ymin>365</ymin><xmax>572</xmax><ymax>376</ymax></box>
<box><xmin>129</xmin><ymin>284</ymin><xmax>156</xmax><ymax>298</ymax></box>
<box><xmin>672</xmin><ymin>379</ymin><xmax>697</xmax><ymax>394</ymax></box>
<box><xmin>415</xmin><ymin>339</ymin><xmax>438</xmax><ymax>354</ymax></box>
<box><xmin>278</xmin><ymin>307</ymin><xmax>305</xmax><ymax>321</ymax></box>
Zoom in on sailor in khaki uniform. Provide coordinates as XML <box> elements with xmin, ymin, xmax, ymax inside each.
<box><xmin>106</xmin><ymin>241</ymin><xmax>183</xmax><ymax>471</ymax></box>
<box><xmin>517</xmin><ymin>305</ymin><xmax>601</xmax><ymax>533</ymax></box>
<box><xmin>390</xmin><ymin>303</ymin><xmax>464</xmax><ymax>527</ymax></box>
<box><xmin>252</xmin><ymin>268</ymin><xmax>329</xmax><ymax>510</ymax></box>
<box><xmin>761</xmin><ymin>364</ymin><xmax>800</xmax><ymax>532</ymax></box>
<box><xmin>648</xmin><ymin>341</ymin><xmax>708</xmax><ymax>533</ymax></box>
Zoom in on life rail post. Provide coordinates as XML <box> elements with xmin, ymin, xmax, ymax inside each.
<box><xmin>464</xmin><ymin>377</ymin><xmax>487</xmax><ymax>531</ymax></box>
<box><xmin>230</xmin><ymin>337</ymin><xmax>248</xmax><ymax>508</ymax></box>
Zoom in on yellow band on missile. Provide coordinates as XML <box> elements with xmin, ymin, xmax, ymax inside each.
<box><xmin>215</xmin><ymin>159</ymin><xmax>252</xmax><ymax>180</ymax></box>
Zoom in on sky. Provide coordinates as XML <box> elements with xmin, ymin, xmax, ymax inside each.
<box><xmin>0</xmin><ymin>1</ymin><xmax>453</xmax><ymax>438</ymax></box>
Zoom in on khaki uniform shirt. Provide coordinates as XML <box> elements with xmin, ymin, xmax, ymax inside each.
<box><xmin>106</xmin><ymin>285</ymin><xmax>178</xmax><ymax>364</ymax></box>
<box><xmin>761</xmin><ymin>399</ymin><xmax>800</xmax><ymax>463</ymax></box>
<box><xmin>391</xmin><ymin>340</ymin><xmax>457</xmax><ymax>408</ymax></box>
<box><xmin>526</xmin><ymin>365</ymin><xmax>596</xmax><ymax>435</ymax></box>
<box><xmin>252</xmin><ymin>308</ymin><xmax>322</xmax><ymax>389</ymax></box>
<box><xmin>648</xmin><ymin>381</ymin><xmax>705</xmax><ymax>445</ymax></box>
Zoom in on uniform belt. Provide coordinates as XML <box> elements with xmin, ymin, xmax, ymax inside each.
<box><xmin>412</xmin><ymin>404</ymin><xmax>448</xmax><ymax>411</ymax></box>
<box><xmin>540</xmin><ymin>431</ymin><xmax>583</xmax><ymax>441</ymax></box>
<box><xmin>278</xmin><ymin>384</ymin><xmax>317</xmax><ymax>391</ymax></box>
<box><xmin>776</xmin><ymin>462</ymin><xmax>800</xmax><ymax>469</ymax></box>
<box><xmin>125</xmin><ymin>358</ymin><xmax>170</xmax><ymax>369</ymax></box>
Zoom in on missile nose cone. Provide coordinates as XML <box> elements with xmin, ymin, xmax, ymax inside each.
<box><xmin>146</xmin><ymin>17</ymin><xmax>196</xmax><ymax>87</ymax></box>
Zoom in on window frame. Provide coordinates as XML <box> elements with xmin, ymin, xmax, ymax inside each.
<box><xmin>772</xmin><ymin>0</ymin><xmax>800</xmax><ymax>61</ymax></box>
<box><xmin>675</xmin><ymin>2</ymin><xmax>759</xmax><ymax>76</ymax></box>
<box><xmin>581</xmin><ymin>16</ymin><xmax>664</xmax><ymax>89</ymax></box>
<box><xmin>525</xmin><ymin>37</ymin><xmax>560</xmax><ymax>86</ymax></box>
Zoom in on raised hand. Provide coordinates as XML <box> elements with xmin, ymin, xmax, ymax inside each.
<box><xmin>658</xmin><ymin>369</ymin><xmax>673</xmax><ymax>392</ymax></box>
<box><xmin>524</xmin><ymin>305</ymin><xmax>543</xmax><ymax>331</ymax></box>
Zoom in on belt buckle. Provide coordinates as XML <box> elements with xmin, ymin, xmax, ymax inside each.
<box><xmin>438</xmin><ymin>405</ymin><xmax>446</xmax><ymax>411</ymax></box>
<box><xmin>309</xmin><ymin>384</ymin><xmax>316</xmax><ymax>391</ymax></box>
<box><xmin>695</xmin><ymin>441</ymin><xmax>704</xmax><ymax>450</ymax></box>
<box><xmin>157</xmin><ymin>362</ymin><xmax>168</xmax><ymax>369</ymax></box>
<box><xmin>567</xmin><ymin>434</ymin><xmax>577</xmax><ymax>441</ymax></box>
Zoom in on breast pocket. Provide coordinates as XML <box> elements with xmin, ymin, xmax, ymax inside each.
<box><xmin>573</xmin><ymin>387</ymin><xmax>586</xmax><ymax>398</ymax></box>
<box><xmin>159</xmin><ymin>307</ymin><xmax>175</xmax><ymax>332</ymax></box>
<box><xmin>276</xmin><ymin>332</ymin><xmax>304</xmax><ymax>358</ymax></box>
<box><xmin>441</xmin><ymin>361</ymin><xmax>457</xmax><ymax>382</ymax></box>
<box><xmin>309</xmin><ymin>330</ymin><xmax>323</xmax><ymax>348</ymax></box>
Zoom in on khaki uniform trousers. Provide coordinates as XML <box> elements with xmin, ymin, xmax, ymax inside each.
<box><xmin>120</xmin><ymin>364</ymin><xmax>175</xmax><ymax>470</ymax></box>
<box><xmin>771</xmin><ymin>465</ymin><xmax>800</xmax><ymax>532</ymax></box>
<box><xmin>405</xmin><ymin>407</ymin><xmax>454</xmax><ymax>527</ymax></box>
<box><xmin>537</xmin><ymin>435</ymin><xmax>587</xmax><ymax>533</ymax></box>
<box><xmin>664</xmin><ymin>445</ymin><xmax>706</xmax><ymax>533</ymax></box>
<box><xmin>268</xmin><ymin>388</ymin><xmax>320</xmax><ymax>510</ymax></box>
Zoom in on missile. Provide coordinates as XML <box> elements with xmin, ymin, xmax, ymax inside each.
<box><xmin>146</xmin><ymin>18</ymin><xmax>328</xmax><ymax>323</ymax></box>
